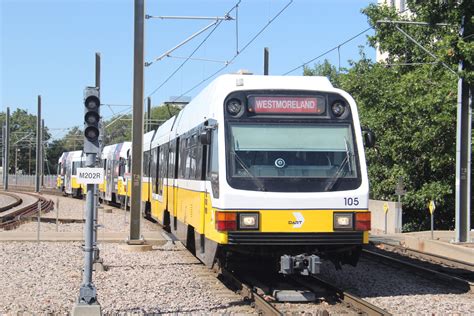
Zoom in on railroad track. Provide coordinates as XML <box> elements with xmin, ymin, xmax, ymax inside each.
<box><xmin>370</xmin><ymin>241</ymin><xmax>474</xmax><ymax>273</ymax></box>
<box><xmin>362</xmin><ymin>247</ymin><xmax>474</xmax><ymax>293</ymax></box>
<box><xmin>219</xmin><ymin>267</ymin><xmax>390</xmax><ymax>315</ymax></box>
<box><xmin>0</xmin><ymin>192</ymin><xmax>23</xmax><ymax>212</ymax></box>
<box><xmin>0</xmin><ymin>192</ymin><xmax>54</xmax><ymax>230</ymax></box>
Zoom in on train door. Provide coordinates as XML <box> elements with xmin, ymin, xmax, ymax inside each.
<box><xmin>65</xmin><ymin>158</ymin><xmax>72</xmax><ymax>194</ymax></box>
<box><xmin>157</xmin><ymin>143</ymin><xmax>169</xmax><ymax>211</ymax></box>
<box><xmin>100</xmin><ymin>158</ymin><xmax>107</xmax><ymax>200</ymax></box>
<box><xmin>105</xmin><ymin>158</ymin><xmax>113</xmax><ymax>201</ymax></box>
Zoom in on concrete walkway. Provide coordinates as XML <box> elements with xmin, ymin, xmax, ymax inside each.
<box><xmin>371</xmin><ymin>230</ymin><xmax>474</xmax><ymax>265</ymax></box>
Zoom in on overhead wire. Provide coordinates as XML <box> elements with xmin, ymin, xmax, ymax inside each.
<box><xmin>167</xmin><ymin>0</ymin><xmax>293</xmax><ymax>104</ymax></box>
<box><xmin>146</xmin><ymin>0</ymin><xmax>241</xmax><ymax>99</ymax></box>
<box><xmin>282</xmin><ymin>26</ymin><xmax>373</xmax><ymax>75</ymax></box>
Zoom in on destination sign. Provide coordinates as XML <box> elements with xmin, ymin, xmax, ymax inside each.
<box><xmin>248</xmin><ymin>96</ymin><xmax>325</xmax><ymax>114</ymax></box>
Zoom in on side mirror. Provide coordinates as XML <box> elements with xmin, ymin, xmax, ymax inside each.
<box><xmin>362</xmin><ymin>128</ymin><xmax>376</xmax><ymax>148</ymax></box>
<box><xmin>199</xmin><ymin>130</ymin><xmax>211</xmax><ymax>145</ymax></box>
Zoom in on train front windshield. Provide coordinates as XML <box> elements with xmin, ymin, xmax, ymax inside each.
<box><xmin>226</xmin><ymin>123</ymin><xmax>361</xmax><ymax>192</ymax></box>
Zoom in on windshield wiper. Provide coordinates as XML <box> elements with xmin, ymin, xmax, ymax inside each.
<box><xmin>231</xmin><ymin>150</ymin><xmax>266</xmax><ymax>191</ymax></box>
<box><xmin>324</xmin><ymin>138</ymin><xmax>353</xmax><ymax>192</ymax></box>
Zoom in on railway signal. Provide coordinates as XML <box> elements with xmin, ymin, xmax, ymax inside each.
<box><xmin>83</xmin><ymin>87</ymin><xmax>101</xmax><ymax>154</ymax></box>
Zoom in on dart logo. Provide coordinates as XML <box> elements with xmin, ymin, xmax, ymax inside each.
<box><xmin>288</xmin><ymin>212</ymin><xmax>305</xmax><ymax>228</ymax></box>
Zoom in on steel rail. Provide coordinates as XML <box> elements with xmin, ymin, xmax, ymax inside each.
<box><xmin>370</xmin><ymin>241</ymin><xmax>474</xmax><ymax>272</ymax></box>
<box><xmin>292</xmin><ymin>275</ymin><xmax>391</xmax><ymax>316</ymax></box>
<box><xmin>0</xmin><ymin>193</ymin><xmax>54</xmax><ymax>230</ymax></box>
<box><xmin>220</xmin><ymin>269</ymin><xmax>282</xmax><ymax>316</ymax></box>
<box><xmin>0</xmin><ymin>192</ymin><xmax>22</xmax><ymax>212</ymax></box>
<box><xmin>362</xmin><ymin>248</ymin><xmax>474</xmax><ymax>293</ymax></box>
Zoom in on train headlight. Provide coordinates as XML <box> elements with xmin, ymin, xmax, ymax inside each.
<box><xmin>239</xmin><ymin>213</ymin><xmax>259</xmax><ymax>230</ymax></box>
<box><xmin>333</xmin><ymin>213</ymin><xmax>353</xmax><ymax>230</ymax></box>
<box><xmin>331</xmin><ymin>101</ymin><xmax>346</xmax><ymax>117</ymax></box>
<box><xmin>226</xmin><ymin>98</ymin><xmax>244</xmax><ymax>116</ymax></box>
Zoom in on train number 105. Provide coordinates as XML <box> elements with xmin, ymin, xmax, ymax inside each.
<box><xmin>344</xmin><ymin>197</ymin><xmax>359</xmax><ymax>206</ymax></box>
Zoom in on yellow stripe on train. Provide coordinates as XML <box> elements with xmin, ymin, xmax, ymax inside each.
<box><xmin>150</xmin><ymin>185</ymin><xmax>369</xmax><ymax>245</ymax></box>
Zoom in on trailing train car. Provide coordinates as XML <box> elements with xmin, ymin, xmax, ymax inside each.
<box><xmin>147</xmin><ymin>74</ymin><xmax>375</xmax><ymax>274</ymax></box>
<box><xmin>141</xmin><ymin>130</ymin><xmax>158</xmax><ymax>216</ymax></box>
<box><xmin>100</xmin><ymin>142</ymin><xmax>131</xmax><ymax>206</ymax></box>
<box><xmin>56</xmin><ymin>152</ymin><xmax>69</xmax><ymax>191</ymax></box>
<box><xmin>110</xmin><ymin>131</ymin><xmax>156</xmax><ymax>211</ymax></box>
<box><xmin>63</xmin><ymin>150</ymin><xmax>85</xmax><ymax>198</ymax></box>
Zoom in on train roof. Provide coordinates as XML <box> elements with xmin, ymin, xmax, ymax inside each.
<box><xmin>119</xmin><ymin>142</ymin><xmax>131</xmax><ymax>158</ymax></box>
<box><xmin>67</xmin><ymin>150</ymin><xmax>84</xmax><ymax>161</ymax></box>
<box><xmin>143</xmin><ymin>130</ymin><xmax>156</xmax><ymax>152</ymax></box>
<box><xmin>173</xmin><ymin>74</ymin><xmax>334</xmax><ymax>136</ymax></box>
<box><xmin>101</xmin><ymin>144</ymin><xmax>116</xmax><ymax>158</ymax></box>
<box><xmin>152</xmin><ymin>116</ymin><xmax>177</xmax><ymax>147</ymax></box>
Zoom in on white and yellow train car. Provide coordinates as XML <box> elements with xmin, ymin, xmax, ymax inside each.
<box><xmin>147</xmin><ymin>74</ymin><xmax>375</xmax><ymax>273</ymax></box>
<box><xmin>100</xmin><ymin>142</ymin><xmax>131</xmax><ymax>206</ymax></box>
<box><xmin>56</xmin><ymin>152</ymin><xmax>69</xmax><ymax>192</ymax></box>
<box><xmin>63</xmin><ymin>150</ymin><xmax>85</xmax><ymax>198</ymax></box>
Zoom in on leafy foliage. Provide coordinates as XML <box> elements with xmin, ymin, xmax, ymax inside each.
<box><xmin>0</xmin><ymin>109</ymin><xmax>51</xmax><ymax>174</ymax></box>
<box><xmin>304</xmin><ymin>0</ymin><xmax>474</xmax><ymax>230</ymax></box>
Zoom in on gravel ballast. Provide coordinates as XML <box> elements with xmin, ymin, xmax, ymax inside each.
<box><xmin>0</xmin><ymin>241</ymin><xmax>255</xmax><ymax>315</ymax></box>
<box><xmin>319</xmin><ymin>257</ymin><xmax>474</xmax><ymax>315</ymax></box>
<box><xmin>1</xmin><ymin>194</ymin><xmax>473</xmax><ymax>315</ymax></box>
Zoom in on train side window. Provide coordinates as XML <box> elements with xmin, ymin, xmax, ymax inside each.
<box><xmin>208</xmin><ymin>129</ymin><xmax>219</xmax><ymax>177</ymax></box>
<box><xmin>179</xmin><ymin>137</ymin><xmax>187</xmax><ymax>179</ymax></box>
<box><xmin>158</xmin><ymin>143</ymin><xmax>168</xmax><ymax>195</ymax></box>
<box><xmin>154</xmin><ymin>147</ymin><xmax>160</xmax><ymax>194</ymax></box>
<box><xmin>118</xmin><ymin>158</ymin><xmax>125</xmax><ymax>177</ymax></box>
<box><xmin>168</xmin><ymin>140</ymin><xmax>175</xmax><ymax>179</ymax></box>
<box><xmin>143</xmin><ymin>150</ymin><xmax>150</xmax><ymax>178</ymax></box>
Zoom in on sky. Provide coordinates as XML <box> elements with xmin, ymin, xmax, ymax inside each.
<box><xmin>1</xmin><ymin>0</ymin><xmax>376</xmax><ymax>140</ymax></box>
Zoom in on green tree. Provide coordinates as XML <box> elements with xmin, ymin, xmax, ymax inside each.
<box><xmin>303</xmin><ymin>59</ymin><xmax>343</xmax><ymax>88</ymax></box>
<box><xmin>360</xmin><ymin>1</ymin><xmax>473</xmax><ymax>230</ymax></box>
<box><xmin>101</xmin><ymin>103</ymin><xmax>182</xmax><ymax>145</ymax></box>
<box><xmin>0</xmin><ymin>109</ymin><xmax>51</xmax><ymax>174</ymax></box>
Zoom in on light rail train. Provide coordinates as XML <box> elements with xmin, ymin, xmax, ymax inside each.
<box><xmin>58</xmin><ymin>74</ymin><xmax>375</xmax><ymax>274</ymax></box>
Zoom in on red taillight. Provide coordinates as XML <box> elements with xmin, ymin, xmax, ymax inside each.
<box><xmin>355</xmin><ymin>212</ymin><xmax>371</xmax><ymax>231</ymax></box>
<box><xmin>216</xmin><ymin>212</ymin><xmax>237</xmax><ymax>231</ymax></box>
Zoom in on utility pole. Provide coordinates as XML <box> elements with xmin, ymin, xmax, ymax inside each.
<box><xmin>264</xmin><ymin>47</ymin><xmax>269</xmax><ymax>75</ymax></box>
<box><xmin>146</xmin><ymin>97</ymin><xmax>151</xmax><ymax>132</ymax></box>
<box><xmin>455</xmin><ymin>14</ymin><xmax>472</xmax><ymax>243</ymax></box>
<box><xmin>41</xmin><ymin>119</ymin><xmax>45</xmax><ymax>186</ymax></box>
<box><xmin>4</xmin><ymin>107</ymin><xmax>10</xmax><ymax>191</ymax></box>
<box><xmin>129</xmin><ymin>0</ymin><xmax>146</xmax><ymax>245</ymax></box>
<box><xmin>35</xmin><ymin>96</ymin><xmax>41</xmax><ymax>193</ymax></box>
<box><xmin>28</xmin><ymin>142</ymin><xmax>31</xmax><ymax>175</ymax></box>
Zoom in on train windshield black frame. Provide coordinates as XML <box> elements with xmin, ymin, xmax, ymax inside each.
<box><xmin>225</xmin><ymin>122</ymin><xmax>362</xmax><ymax>192</ymax></box>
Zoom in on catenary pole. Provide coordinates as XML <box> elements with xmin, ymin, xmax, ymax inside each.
<box><xmin>4</xmin><ymin>108</ymin><xmax>10</xmax><ymax>190</ymax></box>
<box><xmin>129</xmin><ymin>0</ymin><xmax>145</xmax><ymax>243</ymax></box>
<box><xmin>35</xmin><ymin>96</ymin><xmax>41</xmax><ymax>192</ymax></box>
<box><xmin>41</xmin><ymin>119</ymin><xmax>45</xmax><ymax>186</ymax></box>
<box><xmin>455</xmin><ymin>14</ymin><xmax>472</xmax><ymax>243</ymax></box>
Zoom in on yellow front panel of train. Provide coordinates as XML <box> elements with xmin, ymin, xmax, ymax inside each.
<box><xmin>71</xmin><ymin>177</ymin><xmax>80</xmax><ymax>189</ymax></box>
<box><xmin>260</xmin><ymin>210</ymin><xmax>334</xmax><ymax>232</ymax></box>
<box><xmin>117</xmin><ymin>178</ymin><xmax>126</xmax><ymax>196</ymax></box>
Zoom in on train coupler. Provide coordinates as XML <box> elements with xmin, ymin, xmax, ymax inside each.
<box><xmin>279</xmin><ymin>254</ymin><xmax>321</xmax><ymax>276</ymax></box>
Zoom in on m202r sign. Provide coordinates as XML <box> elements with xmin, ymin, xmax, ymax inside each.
<box><xmin>77</xmin><ymin>168</ymin><xmax>104</xmax><ymax>184</ymax></box>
